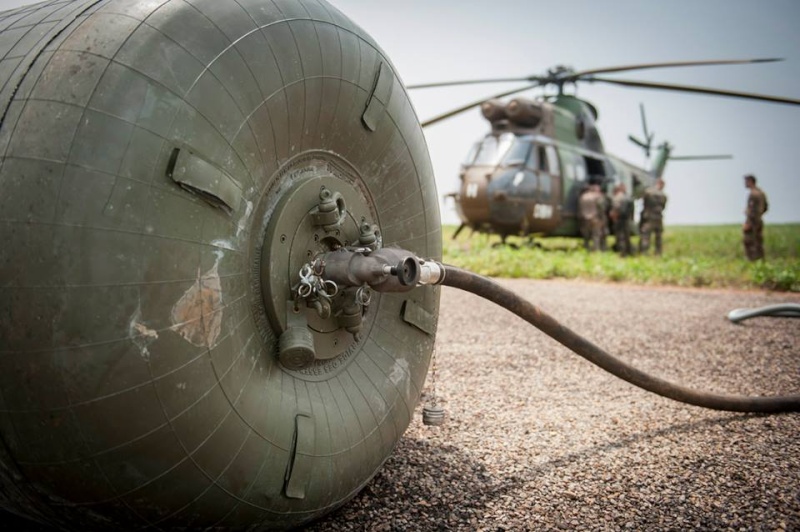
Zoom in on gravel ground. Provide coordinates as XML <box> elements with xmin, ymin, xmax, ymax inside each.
<box><xmin>307</xmin><ymin>279</ymin><xmax>800</xmax><ymax>532</ymax></box>
<box><xmin>1</xmin><ymin>279</ymin><xmax>797</xmax><ymax>531</ymax></box>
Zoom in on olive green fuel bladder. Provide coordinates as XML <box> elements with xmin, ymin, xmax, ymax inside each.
<box><xmin>0</xmin><ymin>0</ymin><xmax>440</xmax><ymax>529</ymax></box>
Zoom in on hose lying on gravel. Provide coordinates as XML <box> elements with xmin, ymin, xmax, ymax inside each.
<box><xmin>441</xmin><ymin>265</ymin><xmax>800</xmax><ymax>414</ymax></box>
<box><xmin>727</xmin><ymin>303</ymin><xmax>800</xmax><ymax>323</ymax></box>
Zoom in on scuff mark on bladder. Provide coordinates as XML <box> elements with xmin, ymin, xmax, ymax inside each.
<box><xmin>236</xmin><ymin>199</ymin><xmax>253</xmax><ymax>239</ymax></box>
<box><xmin>390</xmin><ymin>358</ymin><xmax>411</xmax><ymax>397</ymax></box>
<box><xmin>130</xmin><ymin>307</ymin><xmax>158</xmax><ymax>360</ymax></box>
<box><xmin>171</xmin><ymin>252</ymin><xmax>224</xmax><ymax>348</ymax></box>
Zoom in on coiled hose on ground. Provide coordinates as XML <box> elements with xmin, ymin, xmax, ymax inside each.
<box><xmin>440</xmin><ymin>265</ymin><xmax>800</xmax><ymax>414</ymax></box>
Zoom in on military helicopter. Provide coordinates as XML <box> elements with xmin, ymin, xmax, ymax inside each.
<box><xmin>407</xmin><ymin>60</ymin><xmax>800</xmax><ymax>243</ymax></box>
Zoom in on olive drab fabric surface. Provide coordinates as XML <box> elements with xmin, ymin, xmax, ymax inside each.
<box><xmin>0</xmin><ymin>0</ymin><xmax>440</xmax><ymax>529</ymax></box>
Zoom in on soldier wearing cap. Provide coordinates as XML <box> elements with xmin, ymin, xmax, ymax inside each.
<box><xmin>743</xmin><ymin>174</ymin><xmax>768</xmax><ymax>260</ymax></box>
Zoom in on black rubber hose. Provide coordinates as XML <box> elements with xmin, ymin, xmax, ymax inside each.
<box><xmin>440</xmin><ymin>265</ymin><xmax>800</xmax><ymax>413</ymax></box>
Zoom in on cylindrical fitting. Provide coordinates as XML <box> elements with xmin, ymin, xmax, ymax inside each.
<box><xmin>422</xmin><ymin>405</ymin><xmax>446</xmax><ymax>426</ymax></box>
<box><xmin>338</xmin><ymin>303</ymin><xmax>364</xmax><ymax>334</ymax></box>
<box><xmin>358</xmin><ymin>222</ymin><xmax>379</xmax><ymax>248</ymax></box>
<box><xmin>419</xmin><ymin>260</ymin><xmax>445</xmax><ymax>285</ymax></box>
<box><xmin>318</xmin><ymin>248</ymin><xmax>445</xmax><ymax>292</ymax></box>
<box><xmin>320</xmin><ymin>248</ymin><xmax>422</xmax><ymax>292</ymax></box>
<box><xmin>279</xmin><ymin>326</ymin><xmax>316</xmax><ymax>370</ymax></box>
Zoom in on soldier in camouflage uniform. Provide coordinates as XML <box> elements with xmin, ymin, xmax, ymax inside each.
<box><xmin>610</xmin><ymin>183</ymin><xmax>633</xmax><ymax>256</ymax></box>
<box><xmin>598</xmin><ymin>186</ymin><xmax>609</xmax><ymax>252</ymax></box>
<box><xmin>578</xmin><ymin>183</ymin><xmax>605</xmax><ymax>252</ymax></box>
<box><xmin>639</xmin><ymin>178</ymin><xmax>667</xmax><ymax>255</ymax></box>
<box><xmin>743</xmin><ymin>174</ymin><xmax>768</xmax><ymax>261</ymax></box>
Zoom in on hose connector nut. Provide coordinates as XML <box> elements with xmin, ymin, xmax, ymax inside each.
<box><xmin>419</xmin><ymin>260</ymin><xmax>445</xmax><ymax>285</ymax></box>
<box><xmin>393</xmin><ymin>257</ymin><xmax>420</xmax><ymax>286</ymax></box>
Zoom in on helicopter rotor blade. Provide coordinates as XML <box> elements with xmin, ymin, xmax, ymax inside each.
<box><xmin>412</xmin><ymin>58</ymin><xmax>795</xmax><ymax>128</ymax></box>
<box><xmin>407</xmin><ymin>77</ymin><xmax>541</xmax><ymax>90</ymax></box>
<box><xmin>586</xmin><ymin>76</ymin><xmax>800</xmax><ymax>106</ymax></box>
<box><xmin>420</xmin><ymin>82</ymin><xmax>541</xmax><ymax>128</ymax></box>
<box><xmin>406</xmin><ymin>57</ymin><xmax>783</xmax><ymax>90</ymax></box>
<box><xmin>407</xmin><ymin>59</ymin><xmax>784</xmax><ymax>92</ymax></box>
<box><xmin>669</xmin><ymin>155</ymin><xmax>734</xmax><ymax>161</ymax></box>
<box><xmin>571</xmin><ymin>58</ymin><xmax>783</xmax><ymax>79</ymax></box>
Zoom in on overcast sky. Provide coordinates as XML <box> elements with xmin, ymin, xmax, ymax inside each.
<box><xmin>2</xmin><ymin>0</ymin><xmax>798</xmax><ymax>226</ymax></box>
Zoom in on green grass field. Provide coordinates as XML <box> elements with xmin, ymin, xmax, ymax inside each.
<box><xmin>442</xmin><ymin>224</ymin><xmax>800</xmax><ymax>292</ymax></box>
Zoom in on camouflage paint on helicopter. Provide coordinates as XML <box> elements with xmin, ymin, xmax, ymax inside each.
<box><xmin>451</xmin><ymin>94</ymin><xmax>652</xmax><ymax>240</ymax></box>
<box><xmin>0</xmin><ymin>0</ymin><xmax>440</xmax><ymax>529</ymax></box>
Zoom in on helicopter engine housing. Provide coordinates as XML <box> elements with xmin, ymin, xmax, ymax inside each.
<box><xmin>505</xmin><ymin>98</ymin><xmax>543</xmax><ymax>128</ymax></box>
<box><xmin>480</xmin><ymin>99</ymin><xmax>509</xmax><ymax>123</ymax></box>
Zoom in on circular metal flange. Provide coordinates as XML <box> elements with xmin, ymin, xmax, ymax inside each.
<box><xmin>260</xmin><ymin>169</ymin><xmax>377</xmax><ymax>364</ymax></box>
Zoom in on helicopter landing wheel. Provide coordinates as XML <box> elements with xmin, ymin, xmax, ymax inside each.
<box><xmin>524</xmin><ymin>237</ymin><xmax>543</xmax><ymax>249</ymax></box>
<box><xmin>492</xmin><ymin>236</ymin><xmax>520</xmax><ymax>249</ymax></box>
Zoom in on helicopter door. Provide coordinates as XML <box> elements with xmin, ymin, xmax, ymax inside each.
<box><xmin>528</xmin><ymin>144</ymin><xmax>561</xmax><ymax>232</ymax></box>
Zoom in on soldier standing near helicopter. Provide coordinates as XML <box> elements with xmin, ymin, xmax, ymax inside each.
<box><xmin>639</xmin><ymin>178</ymin><xmax>667</xmax><ymax>255</ymax></box>
<box><xmin>610</xmin><ymin>183</ymin><xmax>633</xmax><ymax>256</ymax></box>
<box><xmin>743</xmin><ymin>174</ymin><xmax>768</xmax><ymax>260</ymax></box>
<box><xmin>578</xmin><ymin>183</ymin><xmax>605</xmax><ymax>252</ymax></box>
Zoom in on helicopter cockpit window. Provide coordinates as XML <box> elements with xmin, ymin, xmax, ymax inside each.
<box><xmin>501</xmin><ymin>139</ymin><xmax>532</xmax><ymax>167</ymax></box>
<box><xmin>524</xmin><ymin>147</ymin><xmax>537</xmax><ymax>170</ymax></box>
<box><xmin>461</xmin><ymin>142</ymin><xmax>480</xmax><ymax>167</ymax></box>
<box><xmin>471</xmin><ymin>133</ymin><xmax>516</xmax><ymax>166</ymax></box>
<box><xmin>574</xmin><ymin>155</ymin><xmax>587</xmax><ymax>181</ymax></box>
<box><xmin>545</xmin><ymin>146</ymin><xmax>560</xmax><ymax>175</ymax></box>
<box><xmin>540</xmin><ymin>171</ymin><xmax>552</xmax><ymax>198</ymax></box>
